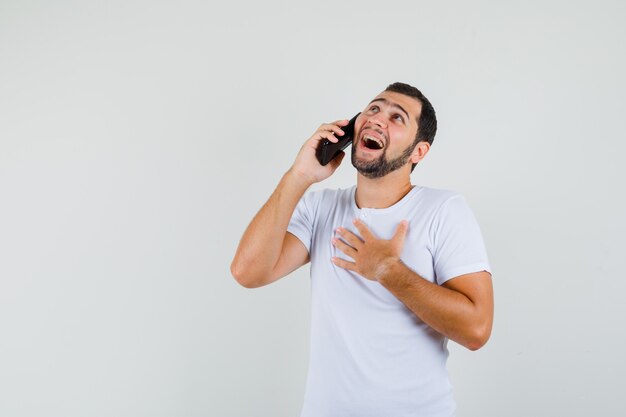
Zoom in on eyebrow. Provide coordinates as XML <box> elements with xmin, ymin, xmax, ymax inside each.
<box><xmin>368</xmin><ymin>98</ymin><xmax>410</xmax><ymax>121</ymax></box>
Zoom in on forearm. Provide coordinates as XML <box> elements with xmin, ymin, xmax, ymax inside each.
<box><xmin>378</xmin><ymin>261</ymin><xmax>490</xmax><ymax>350</ymax></box>
<box><xmin>231</xmin><ymin>169</ymin><xmax>311</xmax><ymax>285</ymax></box>
<box><xmin>232</xmin><ymin>119</ymin><xmax>348</xmax><ymax>287</ymax></box>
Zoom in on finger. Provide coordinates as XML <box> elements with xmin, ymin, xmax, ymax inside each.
<box><xmin>393</xmin><ymin>220</ymin><xmax>409</xmax><ymax>247</ymax></box>
<box><xmin>336</xmin><ymin>227</ymin><xmax>363</xmax><ymax>249</ymax></box>
<box><xmin>332</xmin><ymin>119</ymin><xmax>350</xmax><ymax>127</ymax></box>
<box><xmin>310</xmin><ymin>129</ymin><xmax>339</xmax><ymax>144</ymax></box>
<box><xmin>331</xmin><ymin>237</ymin><xmax>358</xmax><ymax>259</ymax></box>
<box><xmin>319</xmin><ymin>123</ymin><xmax>346</xmax><ymax>136</ymax></box>
<box><xmin>321</xmin><ymin>130</ymin><xmax>339</xmax><ymax>143</ymax></box>
<box><xmin>352</xmin><ymin>219</ymin><xmax>375</xmax><ymax>240</ymax></box>
<box><xmin>331</xmin><ymin>256</ymin><xmax>357</xmax><ymax>271</ymax></box>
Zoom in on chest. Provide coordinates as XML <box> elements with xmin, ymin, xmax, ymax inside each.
<box><xmin>310</xmin><ymin>204</ymin><xmax>437</xmax><ymax>284</ymax></box>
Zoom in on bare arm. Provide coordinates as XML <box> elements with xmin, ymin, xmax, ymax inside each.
<box><xmin>379</xmin><ymin>265</ymin><xmax>493</xmax><ymax>350</ymax></box>
<box><xmin>230</xmin><ymin>120</ymin><xmax>349</xmax><ymax>288</ymax></box>
<box><xmin>332</xmin><ymin>220</ymin><xmax>494</xmax><ymax>350</ymax></box>
<box><xmin>230</xmin><ymin>171</ymin><xmax>311</xmax><ymax>288</ymax></box>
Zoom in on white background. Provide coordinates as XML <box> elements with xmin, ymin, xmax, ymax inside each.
<box><xmin>1</xmin><ymin>0</ymin><xmax>625</xmax><ymax>416</ymax></box>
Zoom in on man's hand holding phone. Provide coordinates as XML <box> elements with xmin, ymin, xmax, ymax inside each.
<box><xmin>232</xmin><ymin>115</ymin><xmax>355</xmax><ymax>289</ymax></box>
<box><xmin>289</xmin><ymin>119</ymin><xmax>350</xmax><ymax>186</ymax></box>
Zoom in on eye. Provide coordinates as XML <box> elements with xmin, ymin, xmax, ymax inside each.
<box><xmin>368</xmin><ymin>105</ymin><xmax>379</xmax><ymax>113</ymax></box>
<box><xmin>393</xmin><ymin>114</ymin><xmax>404</xmax><ymax>123</ymax></box>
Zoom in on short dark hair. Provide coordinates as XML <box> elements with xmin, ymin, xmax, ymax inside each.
<box><xmin>384</xmin><ymin>82</ymin><xmax>437</xmax><ymax>172</ymax></box>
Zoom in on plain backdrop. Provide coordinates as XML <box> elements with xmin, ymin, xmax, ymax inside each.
<box><xmin>1</xmin><ymin>0</ymin><xmax>625</xmax><ymax>416</ymax></box>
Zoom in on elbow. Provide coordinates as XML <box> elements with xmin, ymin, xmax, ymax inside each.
<box><xmin>230</xmin><ymin>259</ymin><xmax>263</xmax><ymax>289</ymax></box>
<box><xmin>465</xmin><ymin>337</ymin><xmax>488</xmax><ymax>352</ymax></box>
<box><xmin>464</xmin><ymin>322</ymin><xmax>492</xmax><ymax>351</ymax></box>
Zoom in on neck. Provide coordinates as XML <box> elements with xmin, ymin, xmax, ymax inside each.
<box><xmin>355</xmin><ymin>168</ymin><xmax>414</xmax><ymax>209</ymax></box>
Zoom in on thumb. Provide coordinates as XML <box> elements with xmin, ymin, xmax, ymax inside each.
<box><xmin>393</xmin><ymin>220</ymin><xmax>409</xmax><ymax>246</ymax></box>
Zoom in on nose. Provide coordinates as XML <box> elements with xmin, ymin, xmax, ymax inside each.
<box><xmin>366</xmin><ymin>113</ymin><xmax>387</xmax><ymax>129</ymax></box>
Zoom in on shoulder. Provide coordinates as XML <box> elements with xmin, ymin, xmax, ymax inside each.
<box><xmin>419</xmin><ymin>186</ymin><xmax>484</xmax><ymax>243</ymax></box>
<box><xmin>413</xmin><ymin>186</ymin><xmax>478</xmax><ymax>238</ymax></box>
<box><xmin>302</xmin><ymin>185</ymin><xmax>355</xmax><ymax>209</ymax></box>
<box><xmin>415</xmin><ymin>185</ymin><xmax>465</xmax><ymax>212</ymax></box>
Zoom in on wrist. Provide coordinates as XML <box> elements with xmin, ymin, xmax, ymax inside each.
<box><xmin>285</xmin><ymin>167</ymin><xmax>316</xmax><ymax>189</ymax></box>
<box><xmin>374</xmin><ymin>257</ymin><xmax>405</xmax><ymax>284</ymax></box>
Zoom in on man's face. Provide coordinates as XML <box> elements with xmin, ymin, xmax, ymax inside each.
<box><xmin>351</xmin><ymin>91</ymin><xmax>423</xmax><ymax>179</ymax></box>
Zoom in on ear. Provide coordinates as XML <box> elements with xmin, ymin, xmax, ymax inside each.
<box><xmin>410</xmin><ymin>141</ymin><xmax>430</xmax><ymax>164</ymax></box>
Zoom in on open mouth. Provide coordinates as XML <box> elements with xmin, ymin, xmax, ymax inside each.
<box><xmin>362</xmin><ymin>135</ymin><xmax>384</xmax><ymax>150</ymax></box>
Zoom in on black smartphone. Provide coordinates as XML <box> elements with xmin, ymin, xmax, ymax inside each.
<box><xmin>316</xmin><ymin>113</ymin><xmax>360</xmax><ymax>166</ymax></box>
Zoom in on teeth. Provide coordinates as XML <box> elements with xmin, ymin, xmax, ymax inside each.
<box><xmin>364</xmin><ymin>135</ymin><xmax>383</xmax><ymax>149</ymax></box>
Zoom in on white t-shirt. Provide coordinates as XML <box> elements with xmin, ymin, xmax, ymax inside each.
<box><xmin>288</xmin><ymin>185</ymin><xmax>492</xmax><ymax>417</ymax></box>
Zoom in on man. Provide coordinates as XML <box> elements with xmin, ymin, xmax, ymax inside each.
<box><xmin>231</xmin><ymin>82</ymin><xmax>493</xmax><ymax>417</ymax></box>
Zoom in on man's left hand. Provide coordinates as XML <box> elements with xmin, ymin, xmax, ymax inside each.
<box><xmin>331</xmin><ymin>219</ymin><xmax>408</xmax><ymax>281</ymax></box>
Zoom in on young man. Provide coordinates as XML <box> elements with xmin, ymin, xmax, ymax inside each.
<box><xmin>231</xmin><ymin>82</ymin><xmax>494</xmax><ymax>417</ymax></box>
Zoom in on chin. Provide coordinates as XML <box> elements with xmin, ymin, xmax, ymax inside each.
<box><xmin>351</xmin><ymin>151</ymin><xmax>412</xmax><ymax>179</ymax></box>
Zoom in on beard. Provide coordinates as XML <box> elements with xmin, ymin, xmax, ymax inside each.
<box><xmin>351</xmin><ymin>139</ymin><xmax>415</xmax><ymax>179</ymax></box>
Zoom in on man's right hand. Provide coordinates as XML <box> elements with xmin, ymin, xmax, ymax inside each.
<box><xmin>231</xmin><ymin>118</ymin><xmax>351</xmax><ymax>288</ymax></box>
<box><xmin>289</xmin><ymin>119</ymin><xmax>350</xmax><ymax>185</ymax></box>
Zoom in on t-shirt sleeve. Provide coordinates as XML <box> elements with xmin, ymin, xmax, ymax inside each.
<box><xmin>431</xmin><ymin>195</ymin><xmax>492</xmax><ymax>285</ymax></box>
<box><xmin>287</xmin><ymin>192</ymin><xmax>315</xmax><ymax>253</ymax></box>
